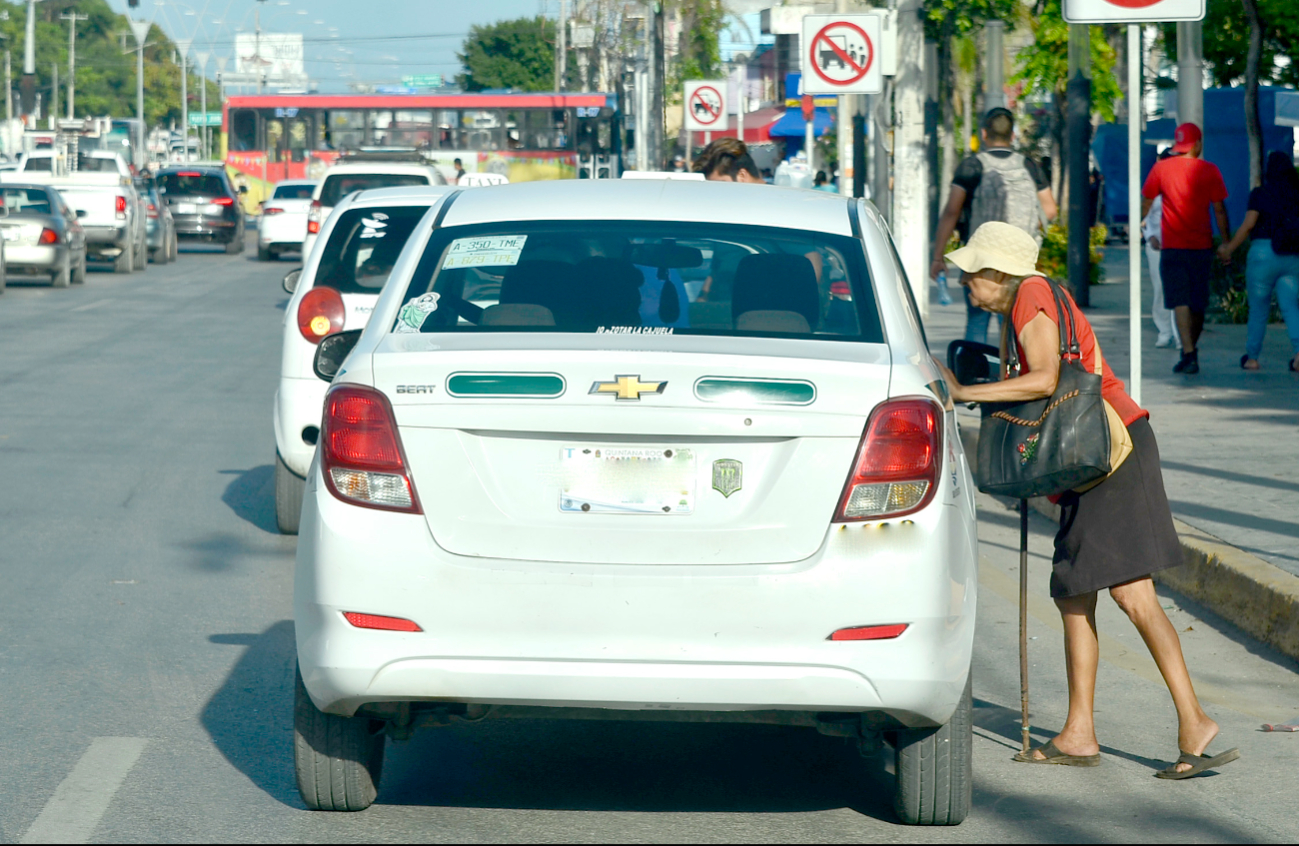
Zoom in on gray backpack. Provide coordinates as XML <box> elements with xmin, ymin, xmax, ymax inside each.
<box><xmin>968</xmin><ymin>151</ymin><xmax>1044</xmax><ymax>244</ymax></box>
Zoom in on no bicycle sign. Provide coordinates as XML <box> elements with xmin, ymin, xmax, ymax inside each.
<box><xmin>1063</xmin><ymin>0</ymin><xmax>1205</xmax><ymax>23</ymax></box>
<box><xmin>683</xmin><ymin>80</ymin><xmax>728</xmax><ymax>133</ymax></box>
<box><xmin>801</xmin><ymin>15</ymin><xmax>883</xmax><ymax>96</ymax></box>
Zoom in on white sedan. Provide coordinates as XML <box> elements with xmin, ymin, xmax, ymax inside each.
<box><xmin>257</xmin><ymin>179</ymin><xmax>317</xmax><ymax>261</ymax></box>
<box><xmin>293</xmin><ymin>179</ymin><xmax>979</xmax><ymax>824</ymax></box>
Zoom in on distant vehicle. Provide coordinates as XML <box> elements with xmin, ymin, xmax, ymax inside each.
<box><xmin>290</xmin><ymin>180</ymin><xmax>978</xmax><ymax>824</ymax></box>
<box><xmin>134</xmin><ymin>175</ymin><xmax>177</xmax><ymax>264</ymax></box>
<box><xmin>155</xmin><ymin>165</ymin><xmax>247</xmax><ymax>254</ymax></box>
<box><xmin>257</xmin><ymin>179</ymin><xmax>317</xmax><ymax>261</ymax></box>
<box><xmin>273</xmin><ymin>185</ymin><xmax>452</xmax><ymax>533</ymax></box>
<box><xmin>0</xmin><ymin>183</ymin><xmax>88</xmax><ymax>288</ymax></box>
<box><xmin>301</xmin><ymin>160</ymin><xmax>445</xmax><ymax>259</ymax></box>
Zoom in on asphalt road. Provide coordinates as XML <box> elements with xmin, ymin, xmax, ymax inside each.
<box><xmin>1</xmin><ymin>239</ymin><xmax>1297</xmax><ymax>843</ymax></box>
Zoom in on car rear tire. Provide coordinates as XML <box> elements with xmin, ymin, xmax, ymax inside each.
<box><xmin>73</xmin><ymin>254</ymin><xmax>87</xmax><ymax>284</ymax></box>
<box><xmin>294</xmin><ymin>665</ymin><xmax>385</xmax><ymax>812</ymax></box>
<box><xmin>892</xmin><ymin>673</ymin><xmax>972</xmax><ymax>826</ymax></box>
<box><xmin>114</xmin><ymin>243</ymin><xmax>133</xmax><ymax>274</ymax></box>
<box><xmin>51</xmin><ymin>258</ymin><xmax>70</xmax><ymax>288</ymax></box>
<box><xmin>275</xmin><ymin>453</ymin><xmax>305</xmax><ymax>535</ymax></box>
<box><xmin>226</xmin><ymin>236</ymin><xmax>242</xmax><ymax>255</ymax></box>
<box><xmin>168</xmin><ymin>229</ymin><xmax>178</xmax><ymax>261</ymax></box>
<box><xmin>133</xmin><ymin>236</ymin><xmax>147</xmax><ymax>271</ymax></box>
<box><xmin>258</xmin><ymin>244</ymin><xmax>273</xmax><ymax>261</ymax></box>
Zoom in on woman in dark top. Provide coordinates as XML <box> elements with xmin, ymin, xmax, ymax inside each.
<box><xmin>1218</xmin><ymin>151</ymin><xmax>1299</xmax><ymax>370</ymax></box>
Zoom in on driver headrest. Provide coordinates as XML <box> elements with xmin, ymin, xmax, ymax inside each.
<box><xmin>731</xmin><ymin>254</ymin><xmax>819</xmax><ymax>331</ymax></box>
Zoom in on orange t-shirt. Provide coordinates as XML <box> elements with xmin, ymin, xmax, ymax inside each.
<box><xmin>1010</xmin><ymin>277</ymin><xmax>1148</xmax><ymax>428</ymax></box>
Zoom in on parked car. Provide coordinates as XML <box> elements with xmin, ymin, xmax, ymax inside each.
<box><xmin>302</xmin><ymin>158</ymin><xmax>446</xmax><ymax>259</ymax></box>
<box><xmin>0</xmin><ymin>183</ymin><xmax>87</xmax><ymax>288</ymax></box>
<box><xmin>135</xmin><ymin>175</ymin><xmax>177</xmax><ymax>264</ymax></box>
<box><xmin>273</xmin><ymin>185</ymin><xmax>453</xmax><ymax>533</ymax></box>
<box><xmin>156</xmin><ymin>165</ymin><xmax>246</xmax><ymax>254</ymax></box>
<box><xmin>291</xmin><ymin>180</ymin><xmax>979</xmax><ymax>824</ymax></box>
<box><xmin>258</xmin><ymin>179</ymin><xmax>316</xmax><ymax>261</ymax></box>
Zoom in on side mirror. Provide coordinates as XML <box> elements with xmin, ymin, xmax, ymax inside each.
<box><xmin>947</xmin><ymin>340</ymin><xmax>1001</xmax><ymax>386</ymax></box>
<box><xmin>282</xmin><ymin>268</ymin><xmax>302</xmax><ymax>294</ymax></box>
<box><xmin>76</xmin><ymin>209</ymin><xmax>88</xmax><ymax>218</ymax></box>
<box><xmin>313</xmin><ymin>329</ymin><xmax>363</xmax><ymax>382</ymax></box>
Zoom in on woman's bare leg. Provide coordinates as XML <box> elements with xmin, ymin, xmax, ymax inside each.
<box><xmin>1028</xmin><ymin>592</ymin><xmax>1102</xmax><ymax>758</ymax></box>
<box><xmin>1109</xmin><ymin>577</ymin><xmax>1218</xmax><ymax>771</ymax></box>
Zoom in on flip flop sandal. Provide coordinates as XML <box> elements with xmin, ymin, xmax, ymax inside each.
<box><xmin>1155</xmin><ymin>748</ymin><xmax>1241</xmax><ymax>780</ymax></box>
<box><xmin>1012</xmin><ymin>739</ymin><xmax>1101</xmax><ymax>767</ymax></box>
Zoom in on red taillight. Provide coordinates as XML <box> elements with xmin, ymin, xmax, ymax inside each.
<box><xmin>147</xmin><ymin>201</ymin><xmax>158</xmax><ymax>219</ymax></box>
<box><xmin>262</xmin><ymin>206</ymin><xmax>284</xmax><ymax>215</ymax></box>
<box><xmin>830</xmin><ymin>281</ymin><xmax>852</xmax><ymax>300</ymax></box>
<box><xmin>38</xmin><ymin>228</ymin><xmax>58</xmax><ymax>245</ymax></box>
<box><xmin>306</xmin><ymin>219</ymin><xmax>320</xmax><ymax>233</ymax></box>
<box><xmin>829</xmin><ymin>624</ymin><xmax>909</xmax><ymax>641</ymax></box>
<box><xmin>307</xmin><ymin>199</ymin><xmax>322</xmax><ymax>234</ymax></box>
<box><xmin>115</xmin><ymin>195</ymin><xmax>127</xmax><ymax>214</ymax></box>
<box><xmin>296</xmin><ymin>286</ymin><xmax>345</xmax><ymax>344</ymax></box>
<box><xmin>212</xmin><ymin>196</ymin><xmax>235</xmax><ymax>206</ymax></box>
<box><xmin>177</xmin><ymin>171</ymin><xmax>202</xmax><ymax>177</ymax></box>
<box><xmin>321</xmin><ymin>385</ymin><xmax>421</xmax><ymax>513</ymax></box>
<box><xmin>343</xmin><ymin>612</ymin><xmax>422</xmax><ymax>632</ymax></box>
<box><xmin>834</xmin><ymin>398</ymin><xmax>942</xmax><ymax>522</ymax></box>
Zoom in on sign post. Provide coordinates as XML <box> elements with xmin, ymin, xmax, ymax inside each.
<box><xmin>1063</xmin><ymin>0</ymin><xmax>1206</xmax><ymax>407</ymax></box>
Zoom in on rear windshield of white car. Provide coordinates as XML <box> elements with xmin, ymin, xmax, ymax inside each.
<box><xmin>158</xmin><ymin>172</ymin><xmax>227</xmax><ymax>196</ymax></box>
<box><xmin>394</xmin><ymin>221</ymin><xmax>883</xmax><ymax>342</ymax></box>
<box><xmin>22</xmin><ymin>157</ymin><xmax>53</xmax><ymax>171</ymax></box>
<box><xmin>76</xmin><ymin>156</ymin><xmax>119</xmax><ymax>173</ymax></box>
<box><xmin>313</xmin><ymin>205</ymin><xmax>431</xmax><ymax>296</ymax></box>
<box><xmin>274</xmin><ymin>183</ymin><xmax>315</xmax><ymax>200</ymax></box>
<box><xmin>2</xmin><ymin>188</ymin><xmax>52</xmax><ymax>214</ymax></box>
<box><xmin>319</xmin><ymin>173</ymin><xmax>430</xmax><ymax>208</ymax></box>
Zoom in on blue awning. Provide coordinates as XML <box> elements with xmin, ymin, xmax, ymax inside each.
<box><xmin>768</xmin><ymin>107</ymin><xmax>835</xmax><ymax>138</ymax></box>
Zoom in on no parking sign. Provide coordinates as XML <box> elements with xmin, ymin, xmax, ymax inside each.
<box><xmin>683</xmin><ymin>81</ymin><xmax>728</xmax><ymax>133</ymax></box>
<box><xmin>1063</xmin><ymin>0</ymin><xmax>1204</xmax><ymax>23</ymax></box>
<box><xmin>801</xmin><ymin>15</ymin><xmax>883</xmax><ymax>96</ymax></box>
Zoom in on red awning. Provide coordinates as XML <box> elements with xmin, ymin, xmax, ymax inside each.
<box><xmin>690</xmin><ymin>106</ymin><xmax>785</xmax><ymax>146</ymax></box>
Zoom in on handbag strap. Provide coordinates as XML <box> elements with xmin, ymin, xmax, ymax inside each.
<box><xmin>1004</xmin><ymin>277</ymin><xmax>1081</xmax><ymax>376</ymax></box>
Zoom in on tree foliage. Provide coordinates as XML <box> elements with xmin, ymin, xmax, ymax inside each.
<box><xmin>1159</xmin><ymin>0</ymin><xmax>1299</xmax><ymax>88</ymax></box>
<box><xmin>456</xmin><ymin>16</ymin><xmax>555</xmax><ymax>92</ymax></box>
<box><xmin>667</xmin><ymin>0</ymin><xmax>726</xmax><ymax>94</ymax></box>
<box><xmin>1013</xmin><ymin>0</ymin><xmax>1122</xmax><ymax>122</ymax></box>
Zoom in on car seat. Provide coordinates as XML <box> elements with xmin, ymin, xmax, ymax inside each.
<box><xmin>731</xmin><ymin>254</ymin><xmax>820</xmax><ymax>334</ymax></box>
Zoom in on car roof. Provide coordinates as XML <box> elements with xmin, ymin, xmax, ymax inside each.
<box><xmin>275</xmin><ymin>178</ymin><xmax>317</xmax><ymax>186</ymax></box>
<box><xmin>340</xmin><ymin>185</ymin><xmax>456</xmax><ymax>208</ymax></box>
<box><xmin>322</xmin><ymin>162</ymin><xmax>438</xmax><ymax>176</ymax></box>
<box><xmin>157</xmin><ymin>165</ymin><xmax>226</xmax><ymax>174</ymax></box>
<box><xmin>438</xmin><ymin>179</ymin><xmax>855</xmax><ymax>236</ymax></box>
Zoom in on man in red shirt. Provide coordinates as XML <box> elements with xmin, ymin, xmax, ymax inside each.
<box><xmin>1141</xmin><ymin>123</ymin><xmax>1230</xmax><ymax>374</ymax></box>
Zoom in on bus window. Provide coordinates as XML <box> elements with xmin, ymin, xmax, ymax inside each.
<box><xmin>287</xmin><ymin>118</ymin><xmax>310</xmax><ymax>163</ymax></box>
<box><xmin>266</xmin><ymin>119</ymin><xmax>285</xmax><ymax>163</ymax></box>
<box><xmin>327</xmin><ymin>111</ymin><xmax>364</xmax><ymax>149</ymax></box>
<box><xmin>369</xmin><ymin>110</ymin><xmax>394</xmax><ymax>145</ymax></box>
<box><xmin>231</xmin><ymin>109</ymin><xmax>257</xmax><ymax>152</ymax></box>
<box><xmin>392</xmin><ymin>110</ymin><xmax>433</xmax><ymax>148</ymax></box>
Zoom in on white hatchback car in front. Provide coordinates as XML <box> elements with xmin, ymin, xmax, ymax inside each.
<box><xmin>301</xmin><ymin>161</ymin><xmax>447</xmax><ymax>260</ymax></box>
<box><xmin>273</xmin><ymin>185</ymin><xmax>453</xmax><ymax>533</ymax></box>
<box><xmin>257</xmin><ymin>179</ymin><xmax>316</xmax><ymax>261</ymax></box>
<box><xmin>293</xmin><ymin>180</ymin><xmax>979</xmax><ymax>824</ymax></box>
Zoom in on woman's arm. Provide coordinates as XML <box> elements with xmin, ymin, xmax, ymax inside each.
<box><xmin>938</xmin><ymin>312</ymin><xmax>1062</xmax><ymax>403</ymax></box>
<box><xmin>1218</xmin><ymin>209</ymin><xmax>1258</xmax><ymax>261</ymax></box>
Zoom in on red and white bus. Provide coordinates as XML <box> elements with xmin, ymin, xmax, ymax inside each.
<box><xmin>220</xmin><ymin>91</ymin><xmax>621</xmax><ymax>206</ymax></box>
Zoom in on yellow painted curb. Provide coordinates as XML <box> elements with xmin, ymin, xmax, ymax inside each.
<box><xmin>958</xmin><ymin>419</ymin><xmax>1299</xmax><ymax>661</ymax></box>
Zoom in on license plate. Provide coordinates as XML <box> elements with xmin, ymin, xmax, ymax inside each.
<box><xmin>0</xmin><ymin>228</ymin><xmax>18</xmax><ymax>241</ymax></box>
<box><xmin>174</xmin><ymin>203</ymin><xmax>197</xmax><ymax>215</ymax></box>
<box><xmin>560</xmin><ymin>447</ymin><xmax>696</xmax><ymax>514</ymax></box>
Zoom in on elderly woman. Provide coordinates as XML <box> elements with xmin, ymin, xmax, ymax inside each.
<box><xmin>937</xmin><ymin>222</ymin><xmax>1239</xmax><ymax>779</ymax></box>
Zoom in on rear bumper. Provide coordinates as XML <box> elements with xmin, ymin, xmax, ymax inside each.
<box><xmin>4</xmin><ymin>244</ymin><xmax>63</xmax><ymax>271</ymax></box>
<box><xmin>295</xmin><ymin>469</ymin><xmax>979</xmax><ymax>725</ymax></box>
<box><xmin>174</xmin><ymin>215</ymin><xmax>237</xmax><ymax>241</ymax></box>
<box><xmin>82</xmin><ymin>225</ymin><xmax>129</xmax><ymax>247</ymax></box>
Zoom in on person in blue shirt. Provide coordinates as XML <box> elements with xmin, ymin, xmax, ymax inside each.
<box><xmin>813</xmin><ymin>170</ymin><xmax>837</xmax><ymax>193</ymax></box>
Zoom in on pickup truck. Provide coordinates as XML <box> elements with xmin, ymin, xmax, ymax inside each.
<box><xmin>8</xmin><ymin>154</ymin><xmax>147</xmax><ymax>273</ymax></box>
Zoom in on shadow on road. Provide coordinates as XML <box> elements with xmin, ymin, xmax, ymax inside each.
<box><xmin>219</xmin><ymin>465</ymin><xmax>278</xmax><ymax>535</ymax></box>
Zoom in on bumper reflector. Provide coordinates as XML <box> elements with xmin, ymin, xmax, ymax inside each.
<box><xmin>828</xmin><ymin>623</ymin><xmax>909</xmax><ymax>641</ymax></box>
<box><xmin>343</xmin><ymin>612</ymin><xmax>422</xmax><ymax>632</ymax></box>
<box><xmin>329</xmin><ymin>468</ymin><xmax>414</xmax><ymax>509</ymax></box>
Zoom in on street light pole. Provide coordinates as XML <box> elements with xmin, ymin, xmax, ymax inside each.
<box><xmin>129</xmin><ymin>18</ymin><xmax>150</xmax><ymax>168</ymax></box>
<box><xmin>195</xmin><ymin>50</ymin><xmax>210</xmax><ymax>160</ymax></box>
<box><xmin>60</xmin><ymin>11</ymin><xmax>88</xmax><ymax>120</ymax></box>
<box><xmin>21</xmin><ymin>0</ymin><xmax>40</xmax><ymax>124</ymax></box>
<box><xmin>175</xmin><ymin>38</ymin><xmax>193</xmax><ymax>161</ymax></box>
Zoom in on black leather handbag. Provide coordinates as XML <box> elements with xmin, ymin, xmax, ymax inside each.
<box><xmin>976</xmin><ymin>278</ymin><xmax>1111</xmax><ymax>499</ymax></box>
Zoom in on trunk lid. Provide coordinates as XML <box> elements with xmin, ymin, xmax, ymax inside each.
<box><xmin>369</xmin><ymin>335</ymin><xmax>891</xmax><ymax>565</ymax></box>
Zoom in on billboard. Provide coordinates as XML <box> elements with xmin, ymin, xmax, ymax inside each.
<box><xmin>234</xmin><ymin>33</ymin><xmax>304</xmax><ymax>81</ymax></box>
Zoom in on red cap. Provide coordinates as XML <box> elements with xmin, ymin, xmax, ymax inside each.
<box><xmin>1172</xmin><ymin>122</ymin><xmax>1202</xmax><ymax>154</ymax></box>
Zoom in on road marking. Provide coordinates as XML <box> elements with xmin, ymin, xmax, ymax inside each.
<box><xmin>20</xmin><ymin>737</ymin><xmax>148</xmax><ymax>844</ymax></box>
<box><xmin>69</xmin><ymin>300</ymin><xmax>109</xmax><ymax>312</ymax></box>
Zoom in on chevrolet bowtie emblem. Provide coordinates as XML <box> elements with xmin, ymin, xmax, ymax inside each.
<box><xmin>589</xmin><ymin>375</ymin><xmax>667</xmax><ymax>401</ymax></box>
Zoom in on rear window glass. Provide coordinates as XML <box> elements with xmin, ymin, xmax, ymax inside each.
<box><xmin>158</xmin><ymin>173</ymin><xmax>227</xmax><ymax>196</ymax></box>
<box><xmin>394</xmin><ymin>221</ymin><xmax>882</xmax><ymax>342</ymax></box>
<box><xmin>313</xmin><ymin>205</ymin><xmax>431</xmax><ymax>295</ymax></box>
<box><xmin>2</xmin><ymin>188</ymin><xmax>52</xmax><ymax>214</ymax></box>
<box><xmin>76</xmin><ymin>156</ymin><xmax>119</xmax><ymax>173</ymax></box>
<box><xmin>274</xmin><ymin>183</ymin><xmax>315</xmax><ymax>200</ymax></box>
<box><xmin>319</xmin><ymin>173</ymin><xmax>429</xmax><ymax>207</ymax></box>
<box><xmin>23</xmin><ymin>157</ymin><xmax>53</xmax><ymax>171</ymax></box>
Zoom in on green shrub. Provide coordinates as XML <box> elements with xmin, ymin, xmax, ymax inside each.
<box><xmin>1037</xmin><ymin>223</ymin><xmax>1107</xmax><ymax>286</ymax></box>
<box><xmin>1209</xmin><ymin>239</ymin><xmax>1280</xmax><ymax>324</ymax></box>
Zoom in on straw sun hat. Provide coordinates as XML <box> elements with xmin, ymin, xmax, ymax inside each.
<box><xmin>944</xmin><ymin>221</ymin><xmax>1040</xmax><ymax>278</ymax></box>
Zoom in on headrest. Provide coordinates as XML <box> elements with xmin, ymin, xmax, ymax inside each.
<box><xmin>734</xmin><ymin>310</ymin><xmax>811</xmax><ymax>334</ymax></box>
<box><xmin>732</xmin><ymin>253</ymin><xmax>820</xmax><ymax>331</ymax></box>
<box><xmin>573</xmin><ymin>257</ymin><xmax>642</xmax><ymax>329</ymax></box>
<box><xmin>499</xmin><ymin>260</ymin><xmax>571</xmax><ymax>308</ymax></box>
<box><xmin>479</xmin><ymin>303</ymin><xmax>555</xmax><ymax>327</ymax></box>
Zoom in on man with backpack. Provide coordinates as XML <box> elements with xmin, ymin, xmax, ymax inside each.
<box><xmin>931</xmin><ymin>108</ymin><xmax>1058</xmax><ymax>342</ymax></box>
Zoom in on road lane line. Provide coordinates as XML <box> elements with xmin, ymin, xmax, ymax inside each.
<box><xmin>69</xmin><ymin>300</ymin><xmax>110</xmax><ymax>312</ymax></box>
<box><xmin>20</xmin><ymin>737</ymin><xmax>148</xmax><ymax>845</ymax></box>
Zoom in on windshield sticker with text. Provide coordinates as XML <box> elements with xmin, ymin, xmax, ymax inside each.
<box><xmin>597</xmin><ymin>326</ymin><xmax>674</xmax><ymax>335</ymax></box>
<box><xmin>443</xmin><ymin>235</ymin><xmax>528</xmax><ymax>269</ymax></box>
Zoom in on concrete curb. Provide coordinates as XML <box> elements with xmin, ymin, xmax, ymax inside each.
<box><xmin>958</xmin><ymin>420</ymin><xmax>1299</xmax><ymax>662</ymax></box>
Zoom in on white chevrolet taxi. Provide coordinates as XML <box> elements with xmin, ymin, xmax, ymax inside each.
<box><xmin>293</xmin><ymin>180</ymin><xmax>979</xmax><ymax>824</ymax></box>
<box><xmin>273</xmin><ymin>186</ymin><xmax>453</xmax><ymax>533</ymax></box>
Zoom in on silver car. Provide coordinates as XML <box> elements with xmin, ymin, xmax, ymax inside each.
<box><xmin>0</xmin><ymin>183</ymin><xmax>87</xmax><ymax>289</ymax></box>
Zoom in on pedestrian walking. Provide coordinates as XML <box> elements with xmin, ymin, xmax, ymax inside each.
<box><xmin>453</xmin><ymin>158</ymin><xmax>466</xmax><ymax>184</ymax></box>
<box><xmin>1141</xmin><ymin>123</ymin><xmax>1231</xmax><ymax>375</ymax></box>
<box><xmin>813</xmin><ymin>170</ymin><xmax>837</xmax><ymax>193</ymax></box>
<box><xmin>1143</xmin><ymin>194</ymin><xmax>1179</xmax><ymax>348</ymax></box>
<box><xmin>937</xmin><ymin>222</ymin><xmax>1240</xmax><ymax>779</ymax></box>
<box><xmin>1217</xmin><ymin>150</ymin><xmax>1299</xmax><ymax>371</ymax></box>
<box><xmin>932</xmin><ymin>108</ymin><xmax>1058</xmax><ymax>342</ymax></box>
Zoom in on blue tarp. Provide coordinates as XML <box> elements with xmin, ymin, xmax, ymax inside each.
<box><xmin>768</xmin><ymin>106</ymin><xmax>835</xmax><ymax>138</ymax></box>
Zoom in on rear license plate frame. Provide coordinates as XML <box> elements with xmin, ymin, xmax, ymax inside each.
<box><xmin>559</xmin><ymin>446</ymin><xmax>696</xmax><ymax>515</ymax></box>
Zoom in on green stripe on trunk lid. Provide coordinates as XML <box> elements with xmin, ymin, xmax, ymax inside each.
<box><xmin>693</xmin><ymin>378</ymin><xmax>816</xmax><ymax>406</ymax></box>
<box><xmin>446</xmin><ymin>373</ymin><xmax>566</xmax><ymax>398</ymax></box>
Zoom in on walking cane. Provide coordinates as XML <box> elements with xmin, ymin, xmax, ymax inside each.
<box><xmin>1019</xmin><ymin>497</ymin><xmax>1031</xmax><ymax>754</ymax></box>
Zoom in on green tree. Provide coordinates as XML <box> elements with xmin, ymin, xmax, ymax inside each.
<box><xmin>668</xmin><ymin>0</ymin><xmax>726</xmax><ymax>94</ymax></box>
<box><xmin>456</xmin><ymin>16</ymin><xmax>555</xmax><ymax>92</ymax></box>
<box><xmin>1159</xmin><ymin>0</ymin><xmax>1299</xmax><ymax>89</ymax></box>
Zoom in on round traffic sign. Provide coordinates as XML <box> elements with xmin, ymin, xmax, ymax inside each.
<box><xmin>1102</xmin><ymin>0</ymin><xmax>1163</xmax><ymax>6</ymax></box>
<box><xmin>689</xmin><ymin>85</ymin><xmax>724</xmax><ymax>126</ymax></box>
<box><xmin>808</xmin><ymin>21</ymin><xmax>875</xmax><ymax>88</ymax></box>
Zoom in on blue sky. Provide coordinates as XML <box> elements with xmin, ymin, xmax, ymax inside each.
<box><xmin>107</xmin><ymin>1</ymin><xmax>772</xmax><ymax>92</ymax></box>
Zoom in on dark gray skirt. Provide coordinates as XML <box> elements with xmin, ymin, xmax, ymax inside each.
<box><xmin>1051</xmin><ymin>417</ymin><xmax>1184</xmax><ymax>598</ymax></box>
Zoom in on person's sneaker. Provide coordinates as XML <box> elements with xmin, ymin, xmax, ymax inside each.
<box><xmin>1155</xmin><ymin>336</ymin><xmax>1178</xmax><ymax>348</ymax></box>
<box><xmin>1173</xmin><ymin>350</ymin><xmax>1199</xmax><ymax>374</ymax></box>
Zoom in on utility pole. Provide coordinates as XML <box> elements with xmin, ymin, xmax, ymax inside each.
<box><xmin>1175</xmin><ymin>21</ymin><xmax>1203</xmax><ymax>129</ymax></box>
<box><xmin>4</xmin><ymin>50</ymin><xmax>11</xmax><ymax>124</ymax></box>
<box><xmin>1066</xmin><ymin>24</ymin><xmax>1092</xmax><ymax>307</ymax></box>
<box><xmin>20</xmin><ymin>0</ymin><xmax>38</xmax><ymax>125</ymax></box>
<box><xmin>554</xmin><ymin>0</ymin><xmax>568</xmax><ymax>91</ymax></box>
<box><xmin>255</xmin><ymin>0</ymin><xmax>265</xmax><ymax>95</ymax></box>
<box><xmin>176</xmin><ymin>38</ymin><xmax>192</xmax><ymax>162</ymax></box>
<box><xmin>60</xmin><ymin>11</ymin><xmax>87</xmax><ymax>120</ymax></box>
<box><xmin>129</xmin><ymin>18</ymin><xmax>149</xmax><ymax>169</ymax></box>
<box><xmin>195</xmin><ymin>51</ymin><xmax>210</xmax><ymax>160</ymax></box>
<box><xmin>893</xmin><ymin>0</ymin><xmax>930</xmax><ymax>314</ymax></box>
<box><xmin>50</xmin><ymin>61</ymin><xmax>56</xmax><ymax>129</ymax></box>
